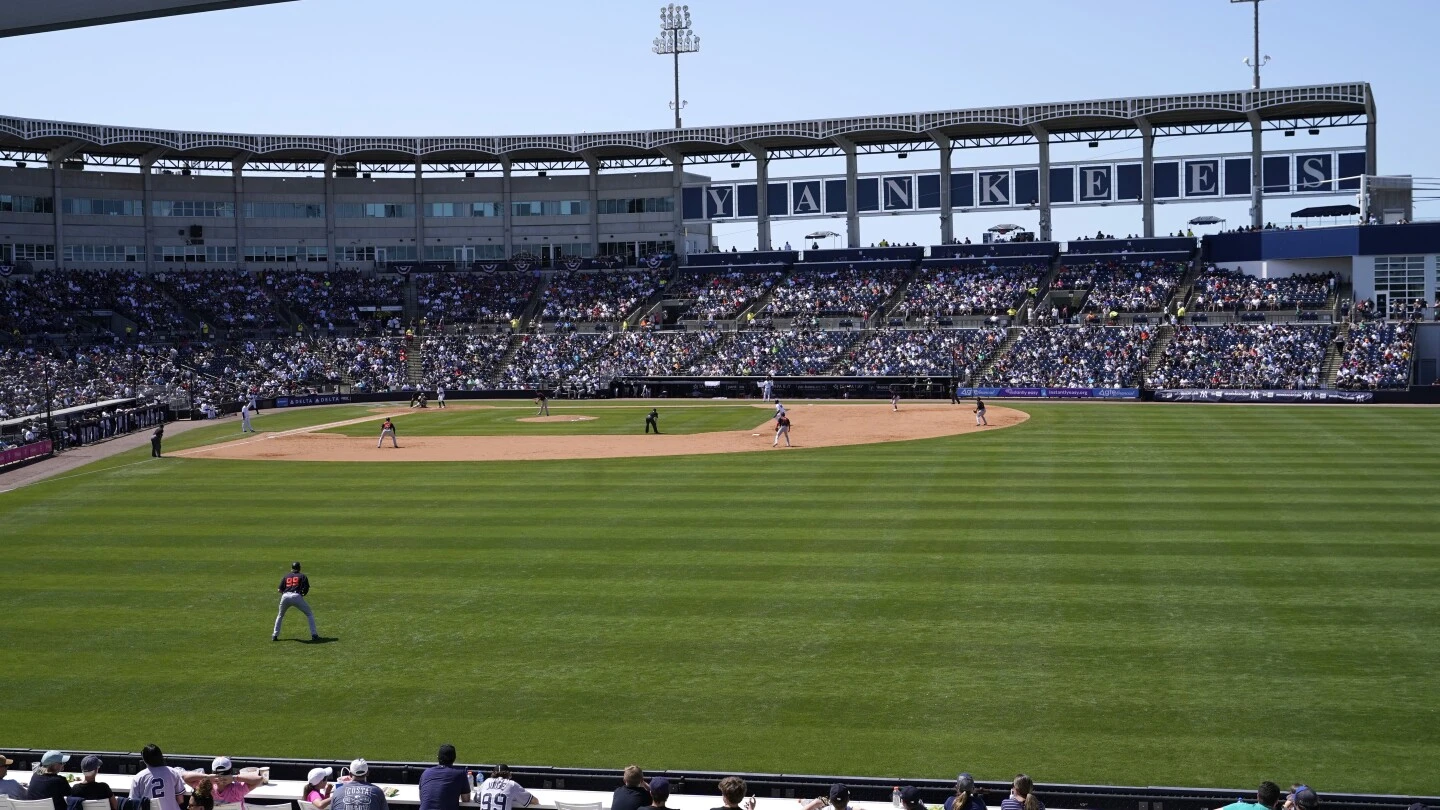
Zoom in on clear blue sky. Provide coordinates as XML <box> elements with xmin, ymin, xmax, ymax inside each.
<box><xmin>4</xmin><ymin>0</ymin><xmax>1437</xmax><ymax>249</ymax></box>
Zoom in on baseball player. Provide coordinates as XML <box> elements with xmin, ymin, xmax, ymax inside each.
<box><xmin>535</xmin><ymin>391</ymin><xmax>550</xmax><ymax>416</ymax></box>
<box><xmin>645</xmin><ymin>408</ymin><xmax>660</xmax><ymax>434</ymax></box>
<box><xmin>890</xmin><ymin>385</ymin><xmax>900</xmax><ymax>412</ymax></box>
<box><xmin>760</xmin><ymin>375</ymin><xmax>775</xmax><ymax>401</ymax></box>
<box><xmin>248</xmin><ymin>391</ymin><xmax>260</xmax><ymax>414</ymax></box>
<box><xmin>240</xmin><ymin>402</ymin><xmax>255</xmax><ymax>433</ymax></box>
<box><xmin>974</xmin><ymin>397</ymin><xmax>988</xmax><ymax>426</ymax></box>
<box><xmin>377</xmin><ymin>417</ymin><xmax>399</xmax><ymax>448</ymax></box>
<box><xmin>436</xmin><ymin>385</ymin><xmax>446</xmax><ymax>409</ymax></box>
<box><xmin>150</xmin><ymin>424</ymin><xmax>164</xmax><ymax>458</ymax></box>
<box><xmin>273</xmin><ymin>562</ymin><xmax>319</xmax><ymax>642</ymax></box>
<box><xmin>774</xmin><ymin>399</ymin><xmax>786</xmax><ymax>419</ymax></box>
<box><xmin>772</xmin><ymin>413</ymin><xmax>792</xmax><ymax>447</ymax></box>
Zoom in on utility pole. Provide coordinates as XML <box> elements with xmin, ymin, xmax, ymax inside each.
<box><xmin>1231</xmin><ymin>0</ymin><xmax>1270</xmax><ymax>89</ymax></box>
<box><xmin>653</xmin><ymin>4</ymin><xmax>700</xmax><ymax>129</ymax></box>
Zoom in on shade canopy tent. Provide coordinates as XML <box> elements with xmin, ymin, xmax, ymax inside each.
<box><xmin>1188</xmin><ymin>215</ymin><xmax>1225</xmax><ymax>225</ymax></box>
<box><xmin>1291</xmin><ymin>204</ymin><xmax>1361</xmax><ymax>218</ymax></box>
<box><xmin>804</xmin><ymin>231</ymin><xmax>840</xmax><ymax>240</ymax></box>
<box><xmin>988</xmin><ymin>224</ymin><xmax>1024</xmax><ymax>233</ymax></box>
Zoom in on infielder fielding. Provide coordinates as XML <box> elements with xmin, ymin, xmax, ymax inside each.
<box><xmin>240</xmin><ymin>402</ymin><xmax>255</xmax><ymax>433</ymax></box>
<box><xmin>773</xmin><ymin>413</ymin><xmax>792</xmax><ymax>447</ymax></box>
<box><xmin>535</xmin><ymin>391</ymin><xmax>550</xmax><ymax>416</ymax></box>
<box><xmin>436</xmin><ymin>385</ymin><xmax>447</xmax><ymax>409</ymax></box>
<box><xmin>890</xmin><ymin>385</ymin><xmax>900</xmax><ymax>412</ymax></box>
<box><xmin>774</xmin><ymin>399</ymin><xmax>786</xmax><ymax>419</ymax></box>
<box><xmin>377</xmin><ymin>417</ymin><xmax>399</xmax><ymax>448</ymax></box>
<box><xmin>273</xmin><ymin>561</ymin><xmax>319</xmax><ymax>642</ymax></box>
<box><xmin>645</xmin><ymin>408</ymin><xmax>660</xmax><ymax>434</ymax></box>
<box><xmin>974</xmin><ymin>397</ymin><xmax>988</xmax><ymax>426</ymax></box>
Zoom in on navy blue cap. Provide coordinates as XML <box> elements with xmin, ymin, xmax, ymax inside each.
<box><xmin>649</xmin><ymin>778</ymin><xmax>671</xmax><ymax>798</ymax></box>
<box><xmin>828</xmin><ymin>785</ymin><xmax>850</xmax><ymax>802</ymax></box>
<box><xmin>901</xmin><ymin>787</ymin><xmax>925</xmax><ymax>807</ymax></box>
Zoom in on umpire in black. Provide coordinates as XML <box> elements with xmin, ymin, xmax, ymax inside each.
<box><xmin>644</xmin><ymin>408</ymin><xmax>660</xmax><ymax>434</ymax></box>
<box><xmin>150</xmin><ymin>424</ymin><xmax>164</xmax><ymax>458</ymax></box>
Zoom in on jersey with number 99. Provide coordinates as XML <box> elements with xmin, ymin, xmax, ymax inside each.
<box><xmin>476</xmin><ymin>778</ymin><xmax>533</xmax><ymax>810</ymax></box>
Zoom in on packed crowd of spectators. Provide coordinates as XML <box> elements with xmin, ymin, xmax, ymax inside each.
<box><xmin>264</xmin><ymin>271</ymin><xmax>405</xmax><ymax>329</ymax></box>
<box><xmin>1335</xmin><ymin>322</ymin><xmax>1413</xmax><ymax>389</ymax></box>
<box><xmin>671</xmin><ymin>269</ymin><xmax>784</xmax><ymax>321</ymax></box>
<box><xmin>1147</xmin><ymin>324</ymin><xmax>1332</xmax><ymax>390</ymax></box>
<box><xmin>497</xmin><ymin>332</ymin><xmax>611</xmax><ymax>387</ymax></box>
<box><xmin>165</xmin><ymin>270</ymin><xmax>282</xmax><ymax>331</ymax></box>
<box><xmin>984</xmin><ymin>326</ymin><xmax>1155</xmax><ymax>388</ymax></box>
<box><xmin>763</xmin><ymin>268</ymin><xmax>906</xmax><ymax>318</ymax></box>
<box><xmin>578</xmin><ymin>331</ymin><xmax>727</xmax><ymax>381</ymax></box>
<box><xmin>697</xmin><ymin>328</ymin><xmax>859</xmax><ymax>376</ymax></box>
<box><xmin>2</xmin><ymin>270</ymin><xmax>191</xmax><ymax>337</ymax></box>
<box><xmin>895</xmin><ymin>266</ymin><xmax>1040</xmax><ymax>318</ymax></box>
<box><xmin>540</xmin><ymin>271</ymin><xmax>660</xmax><ymax>322</ymax></box>
<box><xmin>423</xmin><ymin>333</ymin><xmax>512</xmax><ymax>390</ymax></box>
<box><xmin>0</xmin><ymin>343</ymin><xmax>207</xmax><ymax>419</ymax></box>
<box><xmin>1055</xmin><ymin>261</ymin><xmax>1185</xmax><ymax>313</ymax></box>
<box><xmin>1190</xmin><ymin>268</ymin><xmax>1334</xmax><ymax>311</ymax></box>
<box><xmin>416</xmin><ymin>272</ymin><xmax>536</xmax><ymax>325</ymax></box>
<box><xmin>838</xmin><ymin>328</ymin><xmax>1006</xmax><ymax>377</ymax></box>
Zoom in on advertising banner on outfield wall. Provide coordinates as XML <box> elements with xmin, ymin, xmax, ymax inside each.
<box><xmin>956</xmin><ymin>387</ymin><xmax>1139</xmax><ymax>399</ymax></box>
<box><xmin>1153</xmin><ymin>389</ymin><xmax>1374</xmax><ymax>403</ymax></box>
<box><xmin>0</xmin><ymin>439</ymin><xmax>52</xmax><ymax>466</ymax></box>
<box><xmin>274</xmin><ymin>394</ymin><xmax>352</xmax><ymax>408</ymax></box>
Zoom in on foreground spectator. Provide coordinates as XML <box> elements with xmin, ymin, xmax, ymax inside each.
<box><xmin>305</xmin><ymin>768</ymin><xmax>335</xmax><ymax>810</ymax></box>
<box><xmin>476</xmin><ymin>765</ymin><xmax>533</xmax><ymax>810</ymax></box>
<box><xmin>131</xmin><ymin>745</ymin><xmax>203</xmax><ymax>810</ymax></box>
<box><xmin>210</xmin><ymin>756</ymin><xmax>266</xmax><ymax>810</ymax></box>
<box><xmin>610</xmin><ymin>766</ymin><xmax>651</xmax><ymax>810</ymax></box>
<box><xmin>27</xmin><ymin>751</ymin><xmax>72</xmax><ymax>810</ymax></box>
<box><xmin>0</xmin><ymin>754</ymin><xmax>24</xmax><ymax>800</ymax></box>
<box><xmin>332</xmin><ymin>759</ymin><xmax>387</xmax><ymax>810</ymax></box>
<box><xmin>419</xmin><ymin>745</ymin><xmax>471</xmax><ymax>810</ymax></box>
<box><xmin>1001</xmin><ymin>775</ymin><xmax>1043</xmax><ymax>810</ymax></box>
<box><xmin>71</xmin><ymin>756</ymin><xmax>116</xmax><ymax>810</ymax></box>
<box><xmin>645</xmin><ymin>777</ymin><xmax>671</xmax><ymax>810</ymax></box>
<box><xmin>1217</xmin><ymin>782</ymin><xmax>1282</xmax><ymax>810</ymax></box>
<box><xmin>901</xmin><ymin>787</ymin><xmax>928</xmax><ymax>810</ymax></box>
<box><xmin>1285</xmin><ymin>787</ymin><xmax>1319</xmax><ymax>810</ymax></box>
<box><xmin>713</xmin><ymin>777</ymin><xmax>756</xmax><ymax>810</ymax></box>
<box><xmin>944</xmin><ymin>774</ymin><xmax>986</xmax><ymax>810</ymax></box>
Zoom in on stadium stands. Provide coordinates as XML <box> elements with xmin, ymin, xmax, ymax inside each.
<box><xmin>415</xmin><ymin>272</ymin><xmax>535</xmax><ymax>326</ymax></box>
<box><xmin>1146</xmin><ymin>324</ymin><xmax>1332</xmax><ymax>389</ymax></box>
<box><xmin>839</xmin><ymin>328</ymin><xmax>1005</xmax><ymax>377</ymax></box>
<box><xmin>1053</xmin><ymin>261</ymin><xmax>1185</xmax><ymax>313</ymax></box>
<box><xmin>423</xmin><ymin>333</ymin><xmax>512</xmax><ymax>390</ymax></box>
<box><xmin>540</xmin><ymin>272</ymin><xmax>660</xmax><ymax>322</ymax></box>
<box><xmin>1336</xmin><ymin>322</ymin><xmax>1414</xmax><ymax>389</ymax></box>
<box><xmin>264</xmin><ymin>270</ymin><xmax>406</xmax><ymax>329</ymax></box>
<box><xmin>165</xmin><ymin>270</ymin><xmax>284</xmax><ymax>331</ymax></box>
<box><xmin>984</xmin><ymin>326</ymin><xmax>1156</xmax><ymax>388</ymax></box>
<box><xmin>763</xmin><ymin>268</ymin><xmax>906</xmax><ymax>318</ymax></box>
<box><xmin>1190</xmin><ymin>268</ymin><xmax>1334</xmax><ymax>311</ymax></box>
<box><xmin>697</xmin><ymin>328</ymin><xmax>859</xmax><ymax>376</ymax></box>
<box><xmin>893</xmin><ymin>266</ymin><xmax>1040</xmax><ymax>318</ymax></box>
<box><xmin>668</xmin><ymin>269</ymin><xmax>784</xmax><ymax>321</ymax></box>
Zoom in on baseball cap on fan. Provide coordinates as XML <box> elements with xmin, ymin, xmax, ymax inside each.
<box><xmin>900</xmin><ymin>787</ymin><xmax>926</xmax><ymax>809</ymax></box>
<box><xmin>40</xmin><ymin>751</ymin><xmax>69</xmax><ymax>767</ymax></box>
<box><xmin>82</xmin><ymin>756</ymin><xmax>104</xmax><ymax>774</ymax></box>
<box><xmin>211</xmin><ymin>757</ymin><xmax>235</xmax><ymax>775</ymax></box>
<box><xmin>348</xmin><ymin>759</ymin><xmax>370</xmax><ymax>776</ymax></box>
<box><xmin>307</xmin><ymin>767</ymin><xmax>333</xmax><ymax>786</ymax></box>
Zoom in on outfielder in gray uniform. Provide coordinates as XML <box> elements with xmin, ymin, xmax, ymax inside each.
<box><xmin>273</xmin><ymin>561</ymin><xmax>319</xmax><ymax>642</ymax></box>
<box><xmin>240</xmin><ymin>402</ymin><xmax>255</xmax><ymax>433</ymax></box>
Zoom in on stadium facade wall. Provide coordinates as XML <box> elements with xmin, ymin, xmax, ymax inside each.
<box><xmin>0</xmin><ymin>165</ymin><xmax>713</xmax><ymax>269</ymax></box>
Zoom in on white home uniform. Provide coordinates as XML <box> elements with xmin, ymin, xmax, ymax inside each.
<box><xmin>240</xmin><ymin>403</ymin><xmax>254</xmax><ymax>433</ymax></box>
<box><xmin>437</xmin><ymin>386</ymin><xmax>446</xmax><ymax>409</ymax></box>
<box><xmin>476</xmin><ymin>777</ymin><xmax>535</xmax><ymax>810</ymax></box>
<box><xmin>774</xmin><ymin>402</ymin><xmax>786</xmax><ymax>419</ymax></box>
<box><xmin>130</xmin><ymin>766</ymin><xmax>187</xmax><ymax>810</ymax></box>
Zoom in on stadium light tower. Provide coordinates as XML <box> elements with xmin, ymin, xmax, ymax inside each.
<box><xmin>653</xmin><ymin>4</ymin><xmax>700</xmax><ymax>129</ymax></box>
<box><xmin>1231</xmin><ymin>0</ymin><xmax>1270</xmax><ymax>89</ymax></box>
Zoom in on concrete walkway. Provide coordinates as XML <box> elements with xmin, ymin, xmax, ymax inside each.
<box><xmin>0</xmin><ymin>416</ymin><xmax>226</xmax><ymax>494</ymax></box>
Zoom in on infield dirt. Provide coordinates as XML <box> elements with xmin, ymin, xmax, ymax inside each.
<box><xmin>176</xmin><ymin>402</ymin><xmax>1027</xmax><ymax>462</ymax></box>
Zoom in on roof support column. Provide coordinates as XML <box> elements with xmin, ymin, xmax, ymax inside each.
<box><xmin>1248</xmin><ymin>111</ymin><xmax>1264</xmax><ymax>230</ymax></box>
<box><xmin>1030</xmin><ymin>126</ymin><xmax>1051</xmax><ymax>241</ymax></box>
<box><xmin>45</xmin><ymin>142</ymin><xmax>81</xmax><ymax>269</ymax></box>
<box><xmin>139</xmin><ymin>148</ymin><xmax>166</xmax><ymax>274</ymax></box>
<box><xmin>501</xmin><ymin>158</ymin><xmax>513</xmax><ymax>260</ymax></box>
<box><xmin>1137</xmin><ymin>118</ymin><xmax>1155</xmax><ymax>238</ymax></box>
<box><xmin>743</xmin><ymin>143</ymin><xmax>769</xmax><ymax>251</ymax></box>
<box><xmin>232</xmin><ymin>155</ymin><xmax>249</xmax><ymax>269</ymax></box>
<box><xmin>930</xmin><ymin>131</ymin><xmax>953</xmax><ymax>245</ymax></box>
<box><xmin>323</xmin><ymin>157</ymin><xmax>337</xmax><ymax>270</ymax></box>
<box><xmin>1364</xmin><ymin>102</ymin><xmax>1378</xmax><ymax>177</ymax></box>
<box><xmin>659</xmin><ymin>147</ymin><xmax>688</xmax><ymax>260</ymax></box>
<box><xmin>583</xmin><ymin>153</ymin><xmax>601</xmax><ymax>258</ymax></box>
<box><xmin>833</xmin><ymin>136</ymin><xmax>859</xmax><ymax>248</ymax></box>
<box><xmin>414</xmin><ymin>159</ymin><xmax>425</xmax><ymax>266</ymax></box>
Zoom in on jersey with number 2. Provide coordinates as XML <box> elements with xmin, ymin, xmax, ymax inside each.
<box><xmin>130</xmin><ymin>766</ymin><xmax>186</xmax><ymax>810</ymax></box>
<box><xmin>477</xmin><ymin>778</ymin><xmax>532</xmax><ymax>810</ymax></box>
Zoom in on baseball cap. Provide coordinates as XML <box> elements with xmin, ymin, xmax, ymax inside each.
<box><xmin>828</xmin><ymin>784</ymin><xmax>850</xmax><ymax>802</ymax></box>
<box><xmin>40</xmin><ymin>751</ymin><xmax>69</xmax><ymax>767</ymax></box>
<box><xmin>211</xmin><ymin>757</ymin><xmax>235</xmax><ymax>775</ymax></box>
<box><xmin>82</xmin><ymin>756</ymin><xmax>103</xmax><ymax>774</ymax></box>
<box><xmin>349</xmin><ymin>759</ymin><xmax>369</xmax><ymax>777</ymax></box>
<box><xmin>955</xmin><ymin>774</ymin><xmax>976</xmax><ymax>793</ymax></box>
<box><xmin>307</xmin><ymin>767</ymin><xmax>333</xmax><ymax>786</ymax></box>
<box><xmin>649</xmin><ymin>778</ymin><xmax>671</xmax><ymax>798</ymax></box>
<box><xmin>901</xmin><ymin>786</ymin><xmax>925</xmax><ymax>808</ymax></box>
<box><xmin>0</xmin><ymin>755</ymin><xmax>12</xmax><ymax>766</ymax></box>
<box><xmin>1290</xmin><ymin>787</ymin><xmax>1318</xmax><ymax>810</ymax></box>
<box><xmin>291</xmin><ymin>562</ymin><xmax>302</xmax><ymax>571</ymax></box>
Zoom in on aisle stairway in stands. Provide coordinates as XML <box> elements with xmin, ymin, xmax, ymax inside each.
<box><xmin>875</xmin><ymin>266</ymin><xmax>920</xmax><ymax>325</ymax></box>
<box><xmin>515</xmin><ymin>274</ymin><xmax>548</xmax><ymax>330</ymax></box>
<box><xmin>970</xmin><ymin>326</ymin><xmax>1023</xmax><ymax>384</ymax></box>
<box><xmin>1321</xmin><ymin>322</ymin><xmax>1351</xmax><ymax>388</ymax></box>
<box><xmin>405</xmin><ymin>348</ymin><xmax>425</xmax><ymax>387</ymax></box>
<box><xmin>1139</xmin><ymin>324</ymin><xmax>1177</xmax><ymax>385</ymax></box>
<box><xmin>402</xmin><ymin>275</ymin><xmax>420</xmax><ymax>323</ymax></box>
<box><xmin>1170</xmin><ymin>259</ymin><xmax>1206</xmax><ymax>313</ymax></box>
<box><xmin>736</xmin><ymin>268</ymin><xmax>791</xmax><ymax>323</ymax></box>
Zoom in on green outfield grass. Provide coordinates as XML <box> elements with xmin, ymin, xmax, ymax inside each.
<box><xmin>320</xmin><ymin>403</ymin><xmax>771</xmax><ymax>436</ymax></box>
<box><xmin>2</xmin><ymin>402</ymin><xmax>1438</xmax><ymax>794</ymax></box>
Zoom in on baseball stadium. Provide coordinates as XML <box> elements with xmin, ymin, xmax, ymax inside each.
<box><xmin>1</xmin><ymin>4</ymin><xmax>1438</xmax><ymax>810</ymax></box>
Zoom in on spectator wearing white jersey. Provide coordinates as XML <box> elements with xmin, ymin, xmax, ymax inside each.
<box><xmin>130</xmin><ymin>745</ymin><xmax>207</xmax><ymax>810</ymax></box>
<box><xmin>476</xmin><ymin>765</ymin><xmax>535</xmax><ymax>810</ymax></box>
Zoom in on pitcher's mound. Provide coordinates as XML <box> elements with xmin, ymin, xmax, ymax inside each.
<box><xmin>518</xmin><ymin>415</ymin><xmax>598</xmax><ymax>423</ymax></box>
